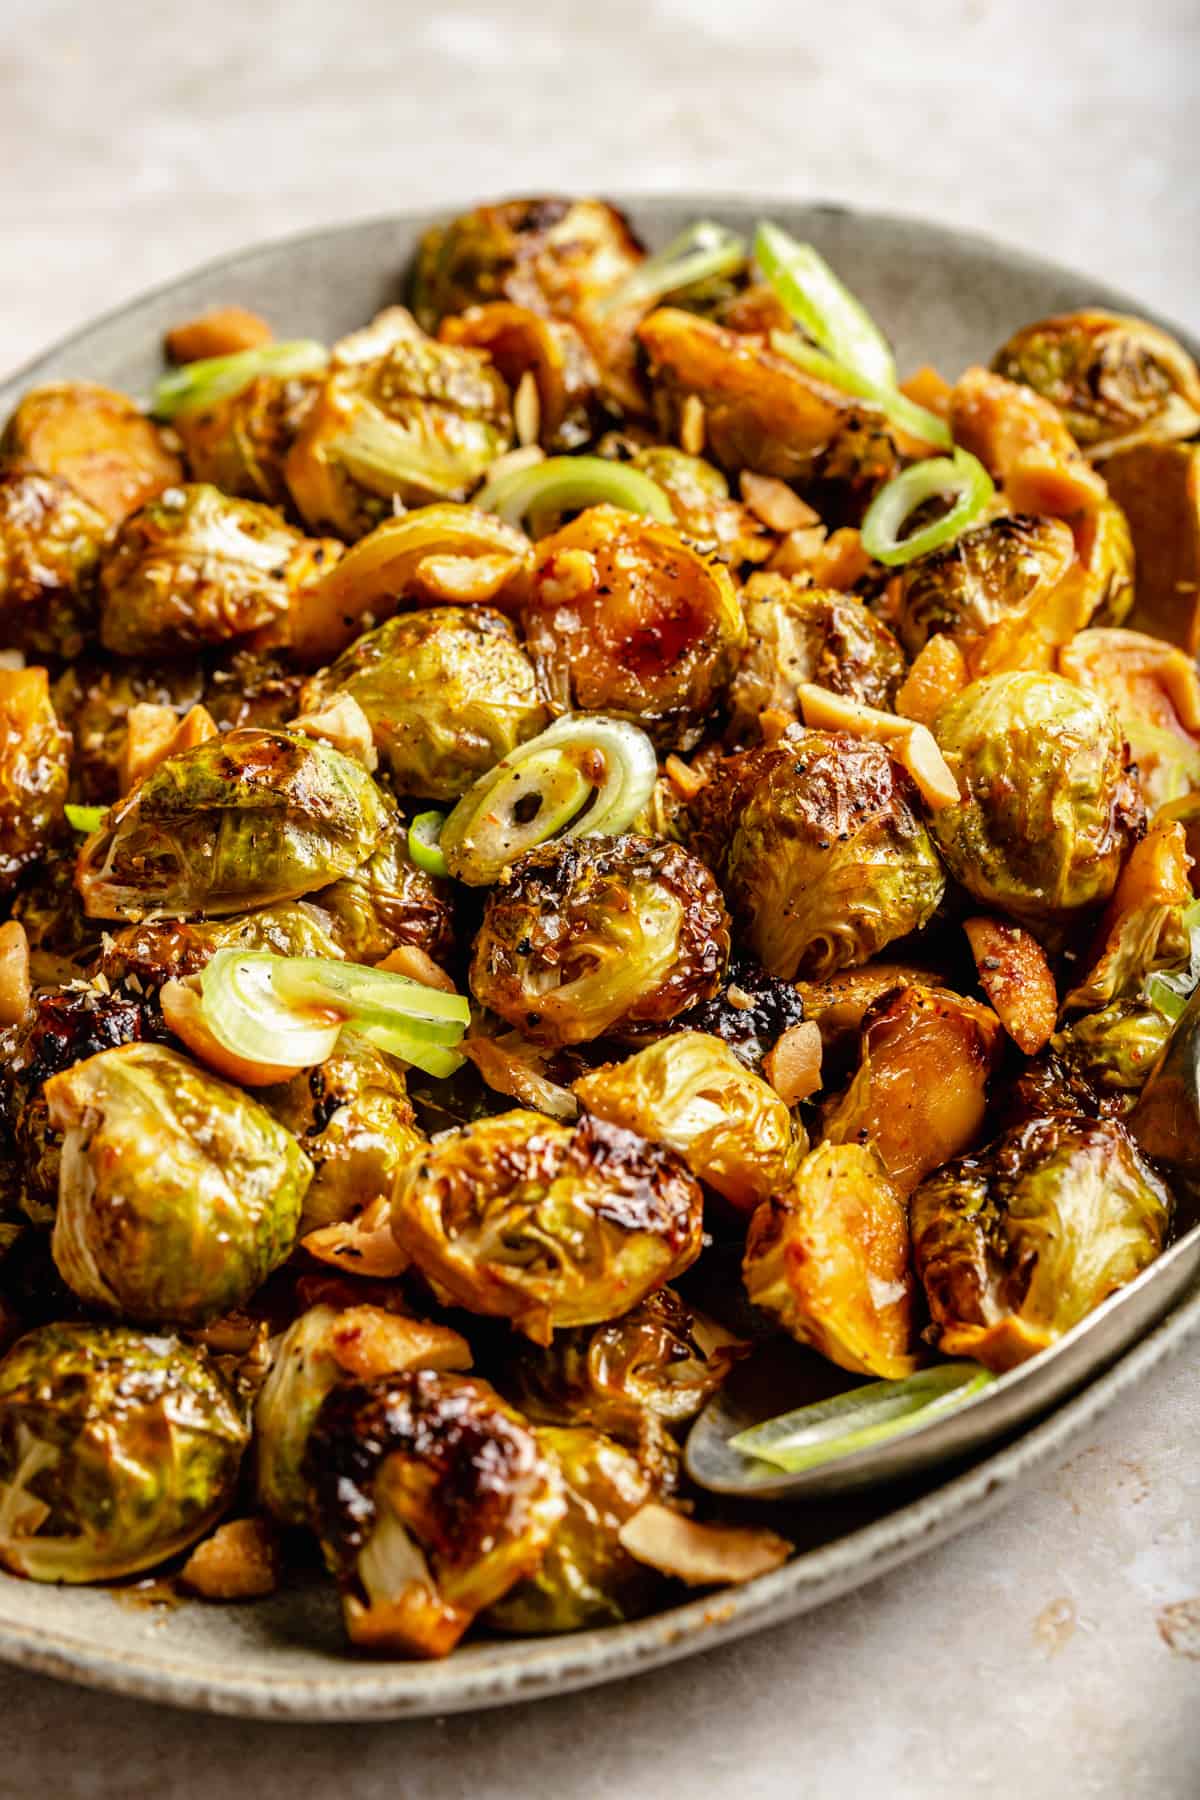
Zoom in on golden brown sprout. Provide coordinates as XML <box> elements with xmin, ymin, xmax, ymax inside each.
<box><xmin>314</xmin><ymin>814</ymin><xmax>456</xmax><ymax>967</ymax></box>
<box><xmin>165</xmin><ymin>306</ymin><xmax>272</xmax><ymax>363</ymax></box>
<box><xmin>743</xmin><ymin>1142</ymin><xmax>916</xmax><ymax>1380</ymax></box>
<box><xmin>949</xmin><ymin>366</ymin><xmax>1108</xmax><ymax>516</ymax></box>
<box><xmin>1104</xmin><ymin>442</ymin><xmax>1200</xmax><ymax>654</ymax></box>
<box><xmin>392</xmin><ymin>1109</ymin><xmax>705</xmax><ymax>1344</ymax></box>
<box><xmin>1058</xmin><ymin>626</ymin><xmax>1200</xmax><ymax>811</ymax></box>
<box><xmin>795</xmin><ymin>958</ymin><xmax>943</xmax><ymax>1055</ymax></box>
<box><xmin>728</xmin><ymin>575</ymin><xmax>906</xmax><ymax>741</ymax></box>
<box><xmin>523</xmin><ymin>505</ymin><xmax>745</xmax><ymax>750</ymax></box>
<box><xmin>174</xmin><ymin>373</ymin><xmax>319</xmax><ymax>506</ymax></box>
<box><xmin>963</xmin><ymin>917</ymin><xmax>1058</xmax><ymax>1055</ymax></box>
<box><xmin>439</xmin><ymin>303</ymin><xmax>601</xmax><ymax>451</ymax></box>
<box><xmin>1</xmin><ymin>381</ymin><xmax>182</xmax><ymax>522</ymax></box>
<box><xmin>573</xmin><ymin>1031</ymin><xmax>801</xmax><ymax>1213</ymax></box>
<box><xmin>0</xmin><ymin>667</ymin><xmax>70</xmax><ymax>896</ymax></box>
<box><xmin>0</xmin><ymin>470</ymin><xmax>109</xmax><ymax>658</ymax></box>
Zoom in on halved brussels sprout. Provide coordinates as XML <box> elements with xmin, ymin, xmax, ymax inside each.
<box><xmin>1</xmin><ymin>380</ymin><xmax>182</xmax><ymax>521</ymax></box>
<box><xmin>304</xmin><ymin>1369</ymin><xmax>565</xmax><ymax>1656</ymax></box>
<box><xmin>912</xmin><ymin>1114</ymin><xmax>1172</xmax><ymax>1370</ymax></box>
<box><xmin>991</xmin><ymin>310</ymin><xmax>1200</xmax><ymax>457</ymax></box>
<box><xmin>1059</xmin><ymin>628</ymin><xmax>1200</xmax><ymax>811</ymax></box>
<box><xmin>0</xmin><ymin>470</ymin><xmax>108</xmax><ymax>658</ymax></box>
<box><xmin>695</xmin><ymin>734</ymin><xmax>945</xmax><ymax>980</ymax></box>
<box><xmin>0</xmin><ymin>1321</ymin><xmax>246</xmax><ymax>1582</ymax></box>
<box><xmin>470</xmin><ymin>834</ymin><xmax>729</xmax><ymax>1046</ymax></box>
<box><xmin>300</xmin><ymin>606</ymin><xmax>546</xmax><ymax>802</ymax></box>
<box><xmin>743</xmin><ymin>1141</ymin><xmax>916</xmax><ymax>1379</ymax></box>
<box><xmin>173</xmin><ymin>371</ymin><xmax>320</xmax><ymax>505</ymax></box>
<box><xmin>729</xmin><ymin>575</ymin><xmax>906</xmax><ymax>740</ymax></box>
<box><xmin>75</xmin><ymin>728</ymin><xmax>391</xmax><ymax>920</ymax></box>
<box><xmin>392</xmin><ymin>1109</ymin><xmax>705</xmax><ymax>1343</ymax></box>
<box><xmin>0</xmin><ymin>667</ymin><xmax>70</xmax><ymax>897</ymax></box>
<box><xmin>931</xmin><ymin>672</ymin><xmax>1143</xmax><ymax>927</ymax></box>
<box><xmin>98</xmin><ymin>482</ymin><xmax>340</xmax><ymax>656</ymax></box>
<box><xmin>45</xmin><ymin>1042</ymin><xmax>311</xmax><ymax>1325</ymax></box>
<box><xmin>314</xmin><ymin>816</ymin><xmax>456</xmax><ymax>966</ymax></box>
<box><xmin>99</xmin><ymin>899</ymin><xmax>347</xmax><ymax>991</ymax></box>
<box><xmin>522</xmin><ymin>505</ymin><xmax>745</xmax><ymax>751</ymax></box>
<box><xmin>573</xmin><ymin>1031</ymin><xmax>800</xmax><ymax>1213</ymax></box>
<box><xmin>1051</xmin><ymin>1001</ymin><xmax>1175</xmax><ymax>1113</ymax></box>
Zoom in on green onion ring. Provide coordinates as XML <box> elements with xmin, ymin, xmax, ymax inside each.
<box><xmin>755</xmin><ymin>220</ymin><xmax>896</xmax><ymax>390</ymax></box>
<box><xmin>151</xmin><ymin>340</ymin><xmax>328</xmax><ymax>420</ymax></box>
<box><xmin>64</xmin><ymin>803</ymin><xmax>107</xmax><ymax>835</ymax></box>
<box><xmin>473</xmin><ymin>455</ymin><xmax>674</xmax><ymax>537</ymax></box>
<box><xmin>408</xmin><ymin>812</ymin><xmax>449</xmax><ymax>878</ymax></box>
<box><xmin>198</xmin><ymin>951</ymin><xmax>344</xmax><ymax>1072</ymax></box>
<box><xmin>860</xmin><ymin>448</ymin><xmax>995</xmax><ymax>567</ymax></box>
<box><xmin>594</xmin><ymin>220</ymin><xmax>747</xmax><ymax>318</ymax></box>
<box><xmin>729</xmin><ymin>1364</ymin><xmax>994</xmax><ymax>1473</ymax></box>
<box><xmin>770</xmin><ymin>331</ymin><xmax>952</xmax><ymax>450</ymax></box>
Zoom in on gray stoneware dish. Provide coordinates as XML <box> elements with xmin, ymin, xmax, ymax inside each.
<box><xmin>1</xmin><ymin>198</ymin><xmax>1197</xmax><ymax>1721</ymax></box>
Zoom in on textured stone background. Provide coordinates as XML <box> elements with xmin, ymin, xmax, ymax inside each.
<box><xmin>1</xmin><ymin>1</ymin><xmax>1198</xmax><ymax>1794</ymax></box>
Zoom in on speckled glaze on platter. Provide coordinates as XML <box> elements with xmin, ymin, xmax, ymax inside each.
<box><xmin>1</xmin><ymin>199</ymin><xmax>1197</xmax><ymax>1721</ymax></box>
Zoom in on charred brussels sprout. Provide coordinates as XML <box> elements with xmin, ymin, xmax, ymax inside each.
<box><xmin>301</xmin><ymin>607</ymin><xmax>546</xmax><ymax>802</ymax></box>
<box><xmin>98</xmin><ymin>482</ymin><xmax>340</xmax><ymax>657</ymax></box>
<box><xmin>392</xmin><ymin>1109</ymin><xmax>705</xmax><ymax>1343</ymax></box>
<box><xmin>1</xmin><ymin>380</ymin><xmax>182</xmax><ymax>522</ymax></box>
<box><xmin>729</xmin><ymin>575</ymin><xmax>906</xmax><ymax>739</ymax></box>
<box><xmin>0</xmin><ymin>470</ymin><xmax>108</xmax><ymax>658</ymax></box>
<box><xmin>0</xmin><ymin>1321</ymin><xmax>246</xmax><ymax>1582</ymax></box>
<box><xmin>680</xmin><ymin>952</ymin><xmax>807</xmax><ymax>1072</ymax></box>
<box><xmin>1051</xmin><ymin>1001</ymin><xmax>1174</xmax><ymax>1112</ymax></box>
<box><xmin>930</xmin><ymin>672</ymin><xmax>1143</xmax><ymax>928</ymax></box>
<box><xmin>696</xmin><ymin>734</ymin><xmax>944</xmax><ymax>980</ymax></box>
<box><xmin>0</xmin><ymin>668</ymin><xmax>70</xmax><ymax>897</ymax></box>
<box><xmin>75</xmin><ymin>728</ymin><xmax>390</xmax><ymax>920</ymax></box>
<box><xmin>523</xmin><ymin>505</ymin><xmax>745</xmax><ymax>750</ymax></box>
<box><xmin>991</xmin><ymin>310</ymin><xmax>1200</xmax><ymax>457</ymax></box>
<box><xmin>911</xmin><ymin>1114</ymin><xmax>1172</xmax><ymax>1370</ymax></box>
<box><xmin>304</xmin><ymin>1369</ymin><xmax>565</xmax><ymax>1656</ymax></box>
<box><xmin>470</xmin><ymin>834</ymin><xmax>729</xmax><ymax>1046</ymax></box>
<box><xmin>174</xmin><ymin>372</ymin><xmax>320</xmax><ymax>505</ymax></box>
<box><xmin>44</xmin><ymin>1042</ymin><xmax>311</xmax><ymax>1325</ymax></box>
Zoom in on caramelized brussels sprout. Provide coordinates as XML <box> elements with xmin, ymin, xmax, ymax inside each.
<box><xmin>1051</xmin><ymin>1001</ymin><xmax>1174</xmax><ymax>1112</ymax></box>
<box><xmin>695</xmin><ymin>735</ymin><xmax>944</xmax><ymax>980</ymax></box>
<box><xmin>743</xmin><ymin>1142</ymin><xmax>916</xmax><ymax>1379</ymax></box>
<box><xmin>0</xmin><ymin>668</ymin><xmax>70</xmax><ymax>896</ymax></box>
<box><xmin>392</xmin><ymin>1109</ymin><xmax>705</xmax><ymax>1343</ymax></box>
<box><xmin>44</xmin><ymin>1042</ymin><xmax>311</xmax><ymax>1325</ymax></box>
<box><xmin>1105</xmin><ymin>443</ymin><xmax>1200</xmax><ymax>655</ymax></box>
<box><xmin>174</xmin><ymin>371</ymin><xmax>320</xmax><ymax>505</ymax></box>
<box><xmin>913</xmin><ymin>1115</ymin><xmax>1172</xmax><ymax>1370</ymax></box>
<box><xmin>51</xmin><ymin>657</ymin><xmax>205</xmax><ymax>803</ymax></box>
<box><xmin>930</xmin><ymin>672</ymin><xmax>1143</xmax><ymax>927</ymax></box>
<box><xmin>470</xmin><ymin>834</ymin><xmax>729</xmax><ymax>1046</ymax></box>
<box><xmin>0</xmin><ymin>470</ymin><xmax>108</xmax><ymax>658</ymax></box>
<box><xmin>991</xmin><ymin>310</ymin><xmax>1200</xmax><ymax>457</ymax></box>
<box><xmin>98</xmin><ymin>899</ymin><xmax>346</xmax><ymax>991</ymax></box>
<box><xmin>485</xmin><ymin>1425</ymin><xmax>663</xmax><ymax>1633</ymax></box>
<box><xmin>304</xmin><ymin>1369</ymin><xmax>565</xmax><ymax>1656</ymax></box>
<box><xmin>98</xmin><ymin>482</ymin><xmax>340</xmax><ymax>656</ymax></box>
<box><xmin>522</xmin><ymin>506</ymin><xmax>744</xmax><ymax>750</ymax></box>
<box><xmin>300</xmin><ymin>607</ymin><xmax>546</xmax><ymax>802</ymax></box>
<box><xmin>573</xmin><ymin>1031</ymin><xmax>800</xmax><ymax>1213</ymax></box>
<box><xmin>0</xmin><ymin>1321</ymin><xmax>246</xmax><ymax>1582</ymax></box>
<box><xmin>75</xmin><ymin>728</ymin><xmax>390</xmax><ymax>920</ymax></box>
<box><xmin>1072</xmin><ymin>495</ymin><xmax>1134</xmax><ymax>628</ymax></box>
<box><xmin>1059</xmin><ymin>628</ymin><xmax>1200</xmax><ymax>811</ymax></box>
<box><xmin>314</xmin><ymin>816</ymin><xmax>456</xmax><ymax>967</ymax></box>
<box><xmin>728</xmin><ymin>575</ymin><xmax>906</xmax><ymax>739</ymax></box>
<box><xmin>1</xmin><ymin>380</ymin><xmax>182</xmax><ymax>522</ymax></box>
<box><xmin>439</xmin><ymin>303</ymin><xmax>601</xmax><ymax>451</ymax></box>
<box><xmin>284</xmin><ymin>308</ymin><xmax>512</xmax><ymax>538</ymax></box>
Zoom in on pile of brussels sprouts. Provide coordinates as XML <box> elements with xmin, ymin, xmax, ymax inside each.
<box><xmin>1</xmin><ymin>195</ymin><xmax>1199</xmax><ymax>1656</ymax></box>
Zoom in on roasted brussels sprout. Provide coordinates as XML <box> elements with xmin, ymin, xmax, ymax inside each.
<box><xmin>523</xmin><ymin>505</ymin><xmax>745</xmax><ymax>750</ymax></box>
<box><xmin>284</xmin><ymin>308</ymin><xmax>513</xmax><ymax>538</ymax></box>
<box><xmin>44</xmin><ymin>1042</ymin><xmax>311</xmax><ymax>1325</ymax></box>
<box><xmin>573</xmin><ymin>1031</ymin><xmax>800</xmax><ymax>1213</ymax></box>
<box><xmin>98</xmin><ymin>899</ymin><xmax>346</xmax><ymax>991</ymax></box>
<box><xmin>1073</xmin><ymin>495</ymin><xmax>1134</xmax><ymax>628</ymax></box>
<box><xmin>439</xmin><ymin>303</ymin><xmax>601</xmax><ymax>451</ymax></box>
<box><xmin>991</xmin><ymin>310</ymin><xmax>1200</xmax><ymax>456</ymax></box>
<box><xmin>1051</xmin><ymin>1000</ymin><xmax>1174</xmax><ymax>1112</ymax></box>
<box><xmin>304</xmin><ymin>1369</ymin><xmax>565</xmax><ymax>1656</ymax></box>
<box><xmin>743</xmin><ymin>1142</ymin><xmax>915</xmax><ymax>1379</ymax></box>
<box><xmin>912</xmin><ymin>1114</ymin><xmax>1172</xmax><ymax>1370</ymax></box>
<box><xmin>485</xmin><ymin>1425</ymin><xmax>663</xmax><ymax>1633</ymax></box>
<box><xmin>0</xmin><ymin>1321</ymin><xmax>246</xmax><ymax>1581</ymax></box>
<box><xmin>0</xmin><ymin>668</ymin><xmax>70</xmax><ymax>896</ymax></box>
<box><xmin>728</xmin><ymin>575</ymin><xmax>906</xmax><ymax>739</ymax></box>
<box><xmin>300</xmin><ymin>607</ymin><xmax>546</xmax><ymax>802</ymax></box>
<box><xmin>174</xmin><ymin>372</ymin><xmax>320</xmax><ymax>505</ymax></box>
<box><xmin>1059</xmin><ymin>628</ymin><xmax>1200</xmax><ymax>812</ymax></box>
<box><xmin>470</xmin><ymin>834</ymin><xmax>729</xmax><ymax>1046</ymax></box>
<box><xmin>313</xmin><ymin>816</ymin><xmax>456</xmax><ymax>967</ymax></box>
<box><xmin>1</xmin><ymin>380</ymin><xmax>182</xmax><ymax>522</ymax></box>
<box><xmin>930</xmin><ymin>672</ymin><xmax>1143</xmax><ymax>927</ymax></box>
<box><xmin>1106</xmin><ymin>443</ymin><xmax>1200</xmax><ymax>655</ymax></box>
<box><xmin>98</xmin><ymin>482</ymin><xmax>340</xmax><ymax>657</ymax></box>
<box><xmin>75</xmin><ymin>728</ymin><xmax>390</xmax><ymax>920</ymax></box>
<box><xmin>695</xmin><ymin>734</ymin><xmax>944</xmax><ymax>980</ymax></box>
<box><xmin>948</xmin><ymin>366</ymin><xmax>1107</xmax><ymax>517</ymax></box>
<box><xmin>627</xmin><ymin>446</ymin><xmax>772</xmax><ymax>565</ymax></box>
<box><xmin>392</xmin><ymin>1109</ymin><xmax>705</xmax><ymax>1343</ymax></box>
<box><xmin>0</xmin><ymin>470</ymin><xmax>108</xmax><ymax>658</ymax></box>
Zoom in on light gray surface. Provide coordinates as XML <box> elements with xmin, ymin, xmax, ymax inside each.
<box><xmin>1</xmin><ymin>1</ymin><xmax>1198</xmax><ymax>1794</ymax></box>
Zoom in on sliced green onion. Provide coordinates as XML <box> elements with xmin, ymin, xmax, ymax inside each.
<box><xmin>408</xmin><ymin>812</ymin><xmax>449</xmax><ymax>878</ymax></box>
<box><xmin>440</xmin><ymin>714</ymin><xmax>658</xmax><ymax>885</ymax></box>
<box><xmin>755</xmin><ymin>221</ymin><xmax>896</xmax><ymax>389</ymax></box>
<box><xmin>64</xmin><ymin>803</ymin><xmax>106</xmax><ymax>835</ymax></box>
<box><xmin>594</xmin><ymin>220</ymin><xmax>747</xmax><ymax>318</ymax></box>
<box><xmin>1146</xmin><ymin>898</ymin><xmax>1200</xmax><ymax>1023</ymax></box>
<box><xmin>198</xmin><ymin>951</ymin><xmax>343</xmax><ymax>1071</ymax></box>
<box><xmin>770</xmin><ymin>331</ymin><xmax>952</xmax><ymax>450</ymax></box>
<box><xmin>730</xmin><ymin>1364</ymin><xmax>994</xmax><ymax>1473</ymax></box>
<box><xmin>151</xmin><ymin>340</ymin><xmax>327</xmax><ymax>420</ymax></box>
<box><xmin>861</xmin><ymin>448</ymin><xmax>995</xmax><ymax>567</ymax></box>
<box><xmin>473</xmin><ymin>455</ymin><xmax>674</xmax><ymax>537</ymax></box>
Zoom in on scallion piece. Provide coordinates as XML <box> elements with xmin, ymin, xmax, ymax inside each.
<box><xmin>594</xmin><ymin>220</ymin><xmax>747</xmax><ymax>318</ymax></box>
<box><xmin>729</xmin><ymin>1364</ymin><xmax>994</xmax><ymax>1473</ymax></box>
<box><xmin>64</xmin><ymin>803</ymin><xmax>106</xmax><ymax>835</ymax></box>
<box><xmin>755</xmin><ymin>221</ymin><xmax>896</xmax><ymax>390</ymax></box>
<box><xmin>151</xmin><ymin>340</ymin><xmax>328</xmax><ymax>420</ymax></box>
<box><xmin>408</xmin><ymin>812</ymin><xmax>449</xmax><ymax>878</ymax></box>
<box><xmin>860</xmin><ymin>448</ymin><xmax>995</xmax><ymax>567</ymax></box>
<box><xmin>770</xmin><ymin>331</ymin><xmax>952</xmax><ymax>450</ymax></box>
<box><xmin>473</xmin><ymin>455</ymin><xmax>674</xmax><ymax>537</ymax></box>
